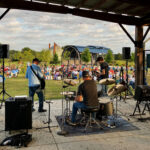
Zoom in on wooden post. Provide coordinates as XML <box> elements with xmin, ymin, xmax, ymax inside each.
<box><xmin>135</xmin><ymin>25</ymin><xmax>144</xmax><ymax>86</ymax></box>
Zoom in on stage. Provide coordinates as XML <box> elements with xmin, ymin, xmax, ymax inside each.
<box><xmin>0</xmin><ymin>98</ymin><xmax>150</xmax><ymax>150</ymax></box>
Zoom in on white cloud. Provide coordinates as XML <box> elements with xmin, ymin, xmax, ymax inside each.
<box><xmin>0</xmin><ymin>8</ymin><xmax>149</xmax><ymax>53</ymax></box>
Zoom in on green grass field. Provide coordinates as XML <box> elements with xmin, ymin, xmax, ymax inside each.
<box><xmin>0</xmin><ymin>70</ymin><xmax>149</xmax><ymax>101</ymax></box>
<box><xmin>0</xmin><ymin>74</ymin><xmax>79</xmax><ymax>100</ymax></box>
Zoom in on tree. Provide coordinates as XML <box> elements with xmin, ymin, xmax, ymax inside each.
<box><xmin>114</xmin><ymin>53</ymin><xmax>122</xmax><ymax>60</ymax></box>
<box><xmin>81</xmin><ymin>48</ymin><xmax>91</xmax><ymax>64</ymax></box>
<box><xmin>21</xmin><ymin>50</ymin><xmax>34</xmax><ymax>62</ymax></box>
<box><xmin>105</xmin><ymin>50</ymin><xmax>114</xmax><ymax>63</ymax></box>
<box><xmin>40</xmin><ymin>49</ymin><xmax>52</xmax><ymax>63</ymax></box>
<box><xmin>21</xmin><ymin>47</ymin><xmax>31</xmax><ymax>53</ymax></box>
<box><xmin>9</xmin><ymin>50</ymin><xmax>21</xmax><ymax>61</ymax></box>
<box><xmin>63</xmin><ymin>51</ymin><xmax>71</xmax><ymax>64</ymax></box>
<box><xmin>53</xmin><ymin>53</ymin><xmax>59</xmax><ymax>64</ymax></box>
<box><xmin>131</xmin><ymin>52</ymin><xmax>135</xmax><ymax>62</ymax></box>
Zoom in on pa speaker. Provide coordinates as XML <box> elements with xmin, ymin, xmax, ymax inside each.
<box><xmin>0</xmin><ymin>44</ymin><xmax>9</xmax><ymax>58</ymax></box>
<box><xmin>147</xmin><ymin>54</ymin><xmax>150</xmax><ymax>68</ymax></box>
<box><xmin>5</xmin><ymin>98</ymin><xmax>32</xmax><ymax>131</ymax></box>
<box><xmin>122</xmin><ymin>47</ymin><xmax>131</xmax><ymax>59</ymax></box>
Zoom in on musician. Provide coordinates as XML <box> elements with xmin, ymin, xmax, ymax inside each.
<box><xmin>68</xmin><ymin>71</ymin><xmax>99</xmax><ymax>125</ymax></box>
<box><xmin>96</xmin><ymin>56</ymin><xmax>109</xmax><ymax>80</ymax></box>
<box><xmin>26</xmin><ymin>58</ymin><xmax>46</xmax><ymax>112</ymax></box>
<box><xmin>96</xmin><ymin>56</ymin><xmax>109</xmax><ymax>95</ymax></box>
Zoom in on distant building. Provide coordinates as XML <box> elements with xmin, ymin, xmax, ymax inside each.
<box><xmin>62</xmin><ymin>45</ymin><xmax>111</xmax><ymax>65</ymax></box>
<box><xmin>49</xmin><ymin>42</ymin><xmax>63</xmax><ymax>61</ymax></box>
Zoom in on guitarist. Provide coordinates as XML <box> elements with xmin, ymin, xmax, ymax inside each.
<box><xmin>26</xmin><ymin>58</ymin><xmax>47</xmax><ymax>112</ymax></box>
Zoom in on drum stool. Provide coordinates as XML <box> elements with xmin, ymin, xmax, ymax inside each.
<box><xmin>81</xmin><ymin>107</ymin><xmax>103</xmax><ymax>132</ymax></box>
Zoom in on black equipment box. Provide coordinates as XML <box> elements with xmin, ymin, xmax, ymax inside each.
<box><xmin>134</xmin><ymin>85</ymin><xmax>150</xmax><ymax>101</ymax></box>
<box><xmin>5</xmin><ymin>97</ymin><xmax>32</xmax><ymax>131</ymax></box>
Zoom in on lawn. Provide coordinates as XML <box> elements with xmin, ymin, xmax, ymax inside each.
<box><xmin>0</xmin><ymin>74</ymin><xmax>79</xmax><ymax>100</ymax></box>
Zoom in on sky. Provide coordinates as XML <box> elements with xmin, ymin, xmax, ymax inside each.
<box><xmin>0</xmin><ymin>8</ymin><xmax>150</xmax><ymax>54</ymax></box>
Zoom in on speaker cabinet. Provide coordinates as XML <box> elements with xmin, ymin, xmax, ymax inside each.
<box><xmin>5</xmin><ymin>98</ymin><xmax>32</xmax><ymax>131</ymax></box>
<box><xmin>0</xmin><ymin>44</ymin><xmax>9</xmax><ymax>58</ymax></box>
<box><xmin>122</xmin><ymin>47</ymin><xmax>131</xmax><ymax>59</ymax></box>
<box><xmin>147</xmin><ymin>54</ymin><xmax>150</xmax><ymax>68</ymax></box>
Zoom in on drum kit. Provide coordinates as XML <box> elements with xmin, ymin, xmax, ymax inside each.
<box><xmin>57</xmin><ymin>78</ymin><xmax>127</xmax><ymax>135</ymax></box>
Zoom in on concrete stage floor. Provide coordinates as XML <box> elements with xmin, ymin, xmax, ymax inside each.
<box><xmin>0</xmin><ymin>97</ymin><xmax>150</xmax><ymax>150</ymax></box>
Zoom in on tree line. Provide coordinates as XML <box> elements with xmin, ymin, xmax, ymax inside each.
<box><xmin>8</xmin><ymin>47</ymin><xmax>135</xmax><ymax>65</ymax></box>
<box><xmin>9</xmin><ymin>47</ymin><xmax>59</xmax><ymax>64</ymax></box>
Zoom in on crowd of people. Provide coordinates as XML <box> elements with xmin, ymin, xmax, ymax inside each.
<box><xmin>0</xmin><ymin>62</ymin><xmax>137</xmax><ymax>90</ymax></box>
<box><xmin>0</xmin><ymin>66</ymin><xmax>19</xmax><ymax>78</ymax></box>
<box><xmin>38</xmin><ymin>64</ymin><xmax>136</xmax><ymax>87</ymax></box>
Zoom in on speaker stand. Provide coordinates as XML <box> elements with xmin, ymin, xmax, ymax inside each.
<box><xmin>0</xmin><ymin>57</ymin><xmax>11</xmax><ymax>109</ymax></box>
<box><xmin>125</xmin><ymin>59</ymin><xmax>133</xmax><ymax>97</ymax></box>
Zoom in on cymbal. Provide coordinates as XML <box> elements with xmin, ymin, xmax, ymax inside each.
<box><xmin>99</xmin><ymin>78</ymin><xmax>115</xmax><ymax>85</ymax></box>
<box><xmin>107</xmin><ymin>84</ymin><xmax>127</xmax><ymax>96</ymax></box>
<box><xmin>64</xmin><ymin>79</ymin><xmax>78</xmax><ymax>86</ymax></box>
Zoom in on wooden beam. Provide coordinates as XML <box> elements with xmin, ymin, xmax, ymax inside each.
<box><xmin>72</xmin><ymin>8</ymin><xmax>141</xmax><ymax>25</ymax></box>
<box><xmin>0</xmin><ymin>0</ymin><xmax>142</xmax><ymax>25</ymax></box>
<box><xmin>76</xmin><ymin>0</ymin><xmax>88</xmax><ymax>8</ymax></box>
<box><xmin>0</xmin><ymin>8</ymin><xmax>10</xmax><ymax>20</ymax></box>
<box><xmin>0</xmin><ymin>0</ymin><xmax>69</xmax><ymax>14</ymax></box>
<box><xmin>92</xmin><ymin>0</ymin><xmax>107</xmax><ymax>10</ymax></box>
<box><xmin>135</xmin><ymin>26</ymin><xmax>144</xmax><ymax>86</ymax></box>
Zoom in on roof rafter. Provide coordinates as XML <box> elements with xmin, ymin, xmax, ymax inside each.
<box><xmin>76</xmin><ymin>0</ymin><xmax>88</xmax><ymax>9</ymax></box>
<box><xmin>61</xmin><ymin>0</ymin><xmax>69</xmax><ymax>6</ymax></box>
<box><xmin>117</xmin><ymin>0</ymin><xmax>150</xmax><ymax>7</ymax></box>
<box><xmin>0</xmin><ymin>0</ymin><xmax>149</xmax><ymax>26</ymax></box>
<box><xmin>92</xmin><ymin>0</ymin><xmax>107</xmax><ymax>11</ymax></box>
<box><xmin>107</xmin><ymin>2</ymin><xmax>122</xmax><ymax>12</ymax></box>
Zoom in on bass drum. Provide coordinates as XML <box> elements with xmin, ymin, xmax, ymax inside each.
<box><xmin>98</xmin><ymin>98</ymin><xmax>114</xmax><ymax>116</ymax></box>
<box><xmin>97</xmin><ymin>84</ymin><xmax>103</xmax><ymax>97</ymax></box>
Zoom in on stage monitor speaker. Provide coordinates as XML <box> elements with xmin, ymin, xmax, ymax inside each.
<box><xmin>5</xmin><ymin>97</ymin><xmax>32</xmax><ymax>131</ymax></box>
<box><xmin>122</xmin><ymin>47</ymin><xmax>131</xmax><ymax>59</ymax></box>
<box><xmin>0</xmin><ymin>44</ymin><xmax>9</xmax><ymax>58</ymax></box>
<box><xmin>147</xmin><ymin>54</ymin><xmax>150</xmax><ymax>68</ymax></box>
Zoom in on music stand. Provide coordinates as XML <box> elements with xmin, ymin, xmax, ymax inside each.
<box><xmin>0</xmin><ymin>57</ymin><xmax>11</xmax><ymax>109</ymax></box>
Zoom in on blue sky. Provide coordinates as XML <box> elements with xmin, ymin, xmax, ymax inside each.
<box><xmin>0</xmin><ymin>8</ymin><xmax>150</xmax><ymax>53</ymax></box>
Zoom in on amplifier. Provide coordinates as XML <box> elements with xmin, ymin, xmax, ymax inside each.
<box><xmin>134</xmin><ymin>85</ymin><xmax>150</xmax><ymax>101</ymax></box>
<box><xmin>5</xmin><ymin>97</ymin><xmax>32</xmax><ymax>131</ymax></box>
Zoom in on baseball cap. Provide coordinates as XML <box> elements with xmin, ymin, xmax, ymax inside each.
<box><xmin>82</xmin><ymin>71</ymin><xmax>89</xmax><ymax>78</ymax></box>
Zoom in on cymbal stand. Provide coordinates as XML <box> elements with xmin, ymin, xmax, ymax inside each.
<box><xmin>57</xmin><ymin>70</ymin><xmax>68</xmax><ymax>136</ymax></box>
<box><xmin>109</xmin><ymin>95</ymin><xmax>121</xmax><ymax>127</ymax></box>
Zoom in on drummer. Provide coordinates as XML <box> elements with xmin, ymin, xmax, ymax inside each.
<box><xmin>96</xmin><ymin>56</ymin><xmax>109</xmax><ymax>95</ymax></box>
<box><xmin>67</xmin><ymin>71</ymin><xmax>99</xmax><ymax>126</ymax></box>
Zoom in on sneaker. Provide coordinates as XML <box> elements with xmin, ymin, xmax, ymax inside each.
<box><xmin>38</xmin><ymin>109</ymin><xmax>47</xmax><ymax>113</ymax></box>
<box><xmin>66</xmin><ymin>119</ymin><xmax>77</xmax><ymax>126</ymax></box>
